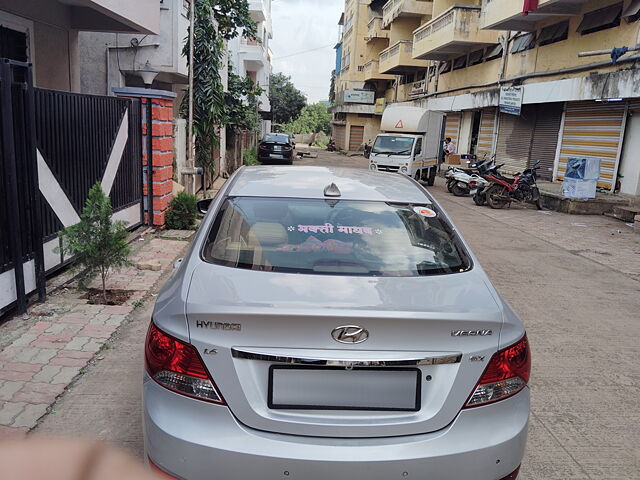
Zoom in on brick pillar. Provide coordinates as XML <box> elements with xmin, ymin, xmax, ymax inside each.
<box><xmin>143</xmin><ymin>97</ymin><xmax>174</xmax><ymax>226</ymax></box>
<box><xmin>113</xmin><ymin>87</ymin><xmax>177</xmax><ymax>228</ymax></box>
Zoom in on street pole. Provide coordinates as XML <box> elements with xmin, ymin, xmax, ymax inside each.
<box><xmin>187</xmin><ymin>0</ymin><xmax>196</xmax><ymax>195</ymax></box>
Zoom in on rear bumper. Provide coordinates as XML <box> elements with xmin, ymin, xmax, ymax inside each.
<box><xmin>258</xmin><ymin>152</ymin><xmax>293</xmax><ymax>163</ymax></box>
<box><xmin>143</xmin><ymin>376</ymin><xmax>529</xmax><ymax>480</ymax></box>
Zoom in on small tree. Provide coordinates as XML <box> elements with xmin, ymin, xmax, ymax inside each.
<box><xmin>59</xmin><ymin>182</ymin><xmax>131</xmax><ymax>303</ymax></box>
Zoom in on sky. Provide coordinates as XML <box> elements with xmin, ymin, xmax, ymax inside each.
<box><xmin>271</xmin><ymin>0</ymin><xmax>344</xmax><ymax>104</ymax></box>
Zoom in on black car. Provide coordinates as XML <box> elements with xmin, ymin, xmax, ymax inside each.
<box><xmin>258</xmin><ymin>133</ymin><xmax>295</xmax><ymax>165</ymax></box>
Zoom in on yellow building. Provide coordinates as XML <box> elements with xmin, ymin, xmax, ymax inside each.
<box><xmin>333</xmin><ymin>0</ymin><xmax>640</xmax><ymax>197</ymax></box>
<box><xmin>331</xmin><ymin>0</ymin><xmax>433</xmax><ymax>151</ymax></box>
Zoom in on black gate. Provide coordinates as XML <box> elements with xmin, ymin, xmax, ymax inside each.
<box><xmin>0</xmin><ymin>59</ymin><xmax>143</xmax><ymax>316</ymax></box>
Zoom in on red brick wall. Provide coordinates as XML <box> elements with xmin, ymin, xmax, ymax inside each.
<box><xmin>142</xmin><ymin>98</ymin><xmax>174</xmax><ymax>227</ymax></box>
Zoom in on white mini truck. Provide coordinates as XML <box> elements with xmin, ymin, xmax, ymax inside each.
<box><xmin>369</xmin><ymin>106</ymin><xmax>443</xmax><ymax>185</ymax></box>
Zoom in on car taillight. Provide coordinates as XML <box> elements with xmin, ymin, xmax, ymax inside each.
<box><xmin>283</xmin><ymin>145</ymin><xmax>292</xmax><ymax>151</ymax></box>
<box><xmin>145</xmin><ymin>322</ymin><xmax>225</xmax><ymax>404</ymax></box>
<box><xmin>465</xmin><ymin>335</ymin><xmax>530</xmax><ymax>408</ymax></box>
<box><xmin>259</xmin><ymin>144</ymin><xmax>269</xmax><ymax>150</ymax></box>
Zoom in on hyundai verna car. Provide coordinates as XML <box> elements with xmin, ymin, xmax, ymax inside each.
<box><xmin>143</xmin><ymin>166</ymin><xmax>530</xmax><ymax>480</ymax></box>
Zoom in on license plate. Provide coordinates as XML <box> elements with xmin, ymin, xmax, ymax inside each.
<box><xmin>268</xmin><ymin>366</ymin><xmax>421</xmax><ymax>411</ymax></box>
<box><xmin>470</xmin><ymin>189</ymin><xmax>478</xmax><ymax>195</ymax></box>
<box><xmin>270</xmin><ymin>154</ymin><xmax>283</xmax><ymax>159</ymax></box>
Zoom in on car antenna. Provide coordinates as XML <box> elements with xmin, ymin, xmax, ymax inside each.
<box><xmin>324</xmin><ymin>183</ymin><xmax>341</xmax><ymax>197</ymax></box>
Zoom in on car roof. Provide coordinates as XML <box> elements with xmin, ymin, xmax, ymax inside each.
<box><xmin>227</xmin><ymin>166</ymin><xmax>432</xmax><ymax>203</ymax></box>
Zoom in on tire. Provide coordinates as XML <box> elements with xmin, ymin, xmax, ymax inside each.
<box><xmin>427</xmin><ymin>168</ymin><xmax>436</xmax><ymax>186</ymax></box>
<box><xmin>414</xmin><ymin>170</ymin><xmax>421</xmax><ymax>182</ymax></box>
<box><xmin>451</xmin><ymin>183</ymin><xmax>468</xmax><ymax>197</ymax></box>
<box><xmin>487</xmin><ymin>185</ymin><xmax>509</xmax><ymax>209</ymax></box>
<box><xmin>473</xmin><ymin>193</ymin><xmax>486</xmax><ymax>206</ymax></box>
<box><xmin>535</xmin><ymin>198</ymin><xmax>543</xmax><ymax>210</ymax></box>
<box><xmin>446</xmin><ymin>179</ymin><xmax>455</xmax><ymax>192</ymax></box>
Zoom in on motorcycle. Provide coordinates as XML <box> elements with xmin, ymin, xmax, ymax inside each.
<box><xmin>483</xmin><ymin>161</ymin><xmax>542</xmax><ymax>210</ymax></box>
<box><xmin>444</xmin><ymin>159</ymin><xmax>488</xmax><ymax>196</ymax></box>
<box><xmin>470</xmin><ymin>162</ymin><xmax>504</xmax><ymax>206</ymax></box>
<box><xmin>327</xmin><ymin>139</ymin><xmax>337</xmax><ymax>152</ymax></box>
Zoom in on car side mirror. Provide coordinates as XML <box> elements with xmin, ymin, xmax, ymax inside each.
<box><xmin>197</xmin><ymin>198</ymin><xmax>213</xmax><ymax>214</ymax></box>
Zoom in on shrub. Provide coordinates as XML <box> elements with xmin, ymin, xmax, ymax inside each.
<box><xmin>58</xmin><ymin>182</ymin><xmax>131</xmax><ymax>303</ymax></box>
<box><xmin>243</xmin><ymin>146</ymin><xmax>259</xmax><ymax>166</ymax></box>
<box><xmin>165</xmin><ymin>192</ymin><xmax>198</xmax><ymax>230</ymax></box>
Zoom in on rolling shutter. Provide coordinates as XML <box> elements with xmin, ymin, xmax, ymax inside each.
<box><xmin>444</xmin><ymin>113</ymin><xmax>461</xmax><ymax>146</ymax></box>
<box><xmin>530</xmin><ymin>103</ymin><xmax>563</xmax><ymax>180</ymax></box>
<box><xmin>496</xmin><ymin>106</ymin><xmax>536</xmax><ymax>172</ymax></box>
<box><xmin>477</xmin><ymin>108</ymin><xmax>496</xmax><ymax>156</ymax></box>
<box><xmin>349</xmin><ymin>125</ymin><xmax>364</xmax><ymax>151</ymax></box>
<box><xmin>556</xmin><ymin>101</ymin><xmax>627</xmax><ymax>190</ymax></box>
<box><xmin>333</xmin><ymin>125</ymin><xmax>346</xmax><ymax>150</ymax></box>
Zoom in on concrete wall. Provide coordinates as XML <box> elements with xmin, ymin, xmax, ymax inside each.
<box><xmin>619</xmin><ymin>113</ymin><xmax>640</xmax><ymax>196</ymax></box>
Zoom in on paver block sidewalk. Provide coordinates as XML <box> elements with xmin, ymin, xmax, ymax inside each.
<box><xmin>0</xmin><ymin>236</ymin><xmax>188</xmax><ymax>440</ymax></box>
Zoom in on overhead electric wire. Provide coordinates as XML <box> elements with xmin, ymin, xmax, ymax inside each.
<box><xmin>273</xmin><ymin>43</ymin><xmax>335</xmax><ymax>60</ymax></box>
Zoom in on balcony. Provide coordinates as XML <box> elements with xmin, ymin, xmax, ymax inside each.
<box><xmin>382</xmin><ymin>0</ymin><xmax>433</xmax><ymax>27</ymax></box>
<box><xmin>239</xmin><ymin>38</ymin><xmax>268</xmax><ymax>68</ymax></box>
<box><xmin>481</xmin><ymin>0</ymin><xmax>588</xmax><ymax>31</ymax></box>
<box><xmin>367</xmin><ymin>17</ymin><xmax>390</xmax><ymax>42</ymax></box>
<box><xmin>363</xmin><ymin>59</ymin><xmax>395</xmax><ymax>81</ymax></box>
<box><xmin>413</xmin><ymin>6</ymin><xmax>500</xmax><ymax>61</ymax></box>
<box><xmin>379</xmin><ymin>40</ymin><xmax>429</xmax><ymax>74</ymax></box>
<box><xmin>249</xmin><ymin>0</ymin><xmax>268</xmax><ymax>22</ymax></box>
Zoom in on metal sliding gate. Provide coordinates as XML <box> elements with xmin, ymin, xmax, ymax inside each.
<box><xmin>1</xmin><ymin>59</ymin><xmax>143</xmax><ymax>316</ymax></box>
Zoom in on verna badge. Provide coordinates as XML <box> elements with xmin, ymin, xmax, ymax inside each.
<box><xmin>331</xmin><ymin>325</ymin><xmax>369</xmax><ymax>344</ymax></box>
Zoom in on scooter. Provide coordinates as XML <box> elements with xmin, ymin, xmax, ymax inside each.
<box><xmin>470</xmin><ymin>163</ymin><xmax>504</xmax><ymax>206</ymax></box>
<box><xmin>444</xmin><ymin>159</ymin><xmax>489</xmax><ymax>196</ymax></box>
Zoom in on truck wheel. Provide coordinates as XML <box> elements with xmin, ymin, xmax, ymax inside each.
<box><xmin>414</xmin><ymin>171</ymin><xmax>421</xmax><ymax>182</ymax></box>
<box><xmin>426</xmin><ymin>167</ymin><xmax>436</xmax><ymax>186</ymax></box>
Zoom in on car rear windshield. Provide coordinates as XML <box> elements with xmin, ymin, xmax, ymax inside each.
<box><xmin>372</xmin><ymin>136</ymin><xmax>415</xmax><ymax>155</ymax></box>
<box><xmin>262</xmin><ymin>134</ymin><xmax>289</xmax><ymax>143</ymax></box>
<box><xmin>202</xmin><ymin>197</ymin><xmax>471</xmax><ymax>276</ymax></box>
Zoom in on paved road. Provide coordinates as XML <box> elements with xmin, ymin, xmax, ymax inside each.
<box><xmin>36</xmin><ymin>149</ymin><xmax>640</xmax><ymax>479</ymax></box>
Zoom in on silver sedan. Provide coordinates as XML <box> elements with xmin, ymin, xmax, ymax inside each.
<box><xmin>143</xmin><ymin>166</ymin><xmax>530</xmax><ymax>480</ymax></box>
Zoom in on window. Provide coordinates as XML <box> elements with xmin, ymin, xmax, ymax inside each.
<box><xmin>415</xmin><ymin>138</ymin><xmax>423</xmax><ymax>155</ymax></box>
<box><xmin>438</xmin><ymin>60</ymin><xmax>452</xmax><ymax>74</ymax></box>
<box><xmin>511</xmin><ymin>33</ymin><xmax>536</xmax><ymax>54</ymax></box>
<box><xmin>203</xmin><ymin>197</ymin><xmax>471</xmax><ymax>277</ymax></box>
<box><xmin>577</xmin><ymin>2</ymin><xmax>623</xmax><ymax>35</ymax></box>
<box><xmin>623</xmin><ymin>0</ymin><xmax>640</xmax><ymax>23</ymax></box>
<box><xmin>468</xmin><ymin>49</ymin><xmax>484</xmax><ymax>66</ymax></box>
<box><xmin>538</xmin><ymin>21</ymin><xmax>569</xmax><ymax>46</ymax></box>
<box><xmin>484</xmin><ymin>43</ymin><xmax>503</xmax><ymax>62</ymax></box>
<box><xmin>372</xmin><ymin>136</ymin><xmax>414</xmax><ymax>155</ymax></box>
<box><xmin>453</xmin><ymin>55</ymin><xmax>467</xmax><ymax>70</ymax></box>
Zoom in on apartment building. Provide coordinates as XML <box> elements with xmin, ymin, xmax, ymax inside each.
<box><xmin>227</xmin><ymin>0</ymin><xmax>274</xmax><ymax>137</ymax></box>
<box><xmin>0</xmin><ymin>0</ymin><xmax>159</xmax><ymax>92</ymax></box>
<box><xmin>332</xmin><ymin>0</ymin><xmax>640</xmax><ymax>197</ymax></box>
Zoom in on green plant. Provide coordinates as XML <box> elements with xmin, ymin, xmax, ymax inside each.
<box><xmin>132</xmin><ymin>299</ymin><xmax>144</xmax><ymax>309</ymax></box>
<box><xmin>181</xmin><ymin>0</ymin><xmax>258</xmax><ymax>173</ymax></box>
<box><xmin>226</xmin><ymin>69</ymin><xmax>264</xmax><ymax>133</ymax></box>
<box><xmin>243</xmin><ymin>146</ymin><xmax>259</xmax><ymax>166</ymax></box>
<box><xmin>165</xmin><ymin>192</ymin><xmax>198</xmax><ymax>230</ymax></box>
<box><xmin>58</xmin><ymin>182</ymin><xmax>131</xmax><ymax>303</ymax></box>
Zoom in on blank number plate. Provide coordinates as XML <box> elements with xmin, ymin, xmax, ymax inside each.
<box><xmin>268</xmin><ymin>366</ymin><xmax>421</xmax><ymax>411</ymax></box>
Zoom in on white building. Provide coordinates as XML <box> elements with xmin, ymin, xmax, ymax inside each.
<box><xmin>227</xmin><ymin>0</ymin><xmax>273</xmax><ymax>137</ymax></box>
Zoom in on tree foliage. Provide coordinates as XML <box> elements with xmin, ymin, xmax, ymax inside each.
<box><xmin>329</xmin><ymin>70</ymin><xmax>336</xmax><ymax>105</ymax></box>
<box><xmin>58</xmin><ymin>183</ymin><xmax>131</xmax><ymax>303</ymax></box>
<box><xmin>283</xmin><ymin>103</ymin><xmax>332</xmax><ymax>135</ymax></box>
<box><xmin>181</xmin><ymin>0</ymin><xmax>257</xmax><ymax>172</ymax></box>
<box><xmin>225</xmin><ymin>70</ymin><xmax>264</xmax><ymax>133</ymax></box>
<box><xmin>269</xmin><ymin>73</ymin><xmax>307</xmax><ymax>125</ymax></box>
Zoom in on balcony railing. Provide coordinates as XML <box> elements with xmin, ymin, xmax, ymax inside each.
<box><xmin>481</xmin><ymin>0</ymin><xmax>588</xmax><ymax>31</ymax></box>
<box><xmin>382</xmin><ymin>0</ymin><xmax>433</xmax><ymax>27</ymax></box>
<box><xmin>367</xmin><ymin>17</ymin><xmax>390</xmax><ymax>41</ymax></box>
<box><xmin>413</xmin><ymin>6</ymin><xmax>499</xmax><ymax>61</ymax></box>
<box><xmin>379</xmin><ymin>40</ymin><xmax>429</xmax><ymax>74</ymax></box>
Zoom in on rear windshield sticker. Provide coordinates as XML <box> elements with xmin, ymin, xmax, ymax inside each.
<box><xmin>413</xmin><ymin>207</ymin><xmax>437</xmax><ymax>218</ymax></box>
<box><xmin>290</xmin><ymin>224</ymin><xmax>378</xmax><ymax>235</ymax></box>
<box><xmin>278</xmin><ymin>237</ymin><xmax>353</xmax><ymax>254</ymax></box>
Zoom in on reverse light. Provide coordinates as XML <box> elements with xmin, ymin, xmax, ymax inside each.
<box><xmin>145</xmin><ymin>323</ymin><xmax>225</xmax><ymax>404</ymax></box>
<box><xmin>465</xmin><ymin>335</ymin><xmax>530</xmax><ymax>408</ymax></box>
